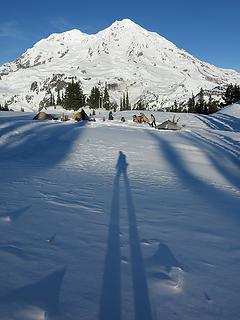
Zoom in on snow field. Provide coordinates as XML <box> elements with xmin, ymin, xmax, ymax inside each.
<box><xmin>0</xmin><ymin>106</ymin><xmax>240</xmax><ymax>319</ymax></box>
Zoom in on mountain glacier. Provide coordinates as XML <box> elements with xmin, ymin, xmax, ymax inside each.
<box><xmin>0</xmin><ymin>18</ymin><xmax>240</xmax><ymax>111</ymax></box>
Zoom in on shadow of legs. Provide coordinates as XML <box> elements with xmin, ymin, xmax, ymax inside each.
<box><xmin>123</xmin><ymin>172</ymin><xmax>153</xmax><ymax>320</ymax></box>
<box><xmin>99</xmin><ymin>173</ymin><xmax>121</xmax><ymax>320</ymax></box>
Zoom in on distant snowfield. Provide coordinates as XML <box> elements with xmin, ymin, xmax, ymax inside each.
<box><xmin>0</xmin><ymin>105</ymin><xmax>240</xmax><ymax>320</ymax></box>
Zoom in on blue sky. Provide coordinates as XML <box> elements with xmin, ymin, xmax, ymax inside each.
<box><xmin>0</xmin><ymin>0</ymin><xmax>239</xmax><ymax>70</ymax></box>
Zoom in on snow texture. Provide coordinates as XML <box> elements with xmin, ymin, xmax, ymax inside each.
<box><xmin>0</xmin><ymin>104</ymin><xmax>240</xmax><ymax>319</ymax></box>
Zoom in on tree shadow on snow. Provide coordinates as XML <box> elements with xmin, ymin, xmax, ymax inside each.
<box><xmin>0</xmin><ymin>121</ymin><xmax>87</xmax><ymax>167</ymax></box>
<box><xmin>197</xmin><ymin>115</ymin><xmax>232</xmax><ymax>131</ymax></box>
<box><xmin>194</xmin><ymin>130</ymin><xmax>240</xmax><ymax>160</ymax></box>
<box><xmin>148</xmin><ymin>131</ymin><xmax>240</xmax><ymax>222</ymax></box>
<box><xmin>99</xmin><ymin>151</ymin><xmax>153</xmax><ymax>320</ymax></box>
<box><xmin>182</xmin><ymin>132</ymin><xmax>240</xmax><ymax>190</ymax></box>
<box><xmin>214</xmin><ymin>113</ymin><xmax>240</xmax><ymax>132</ymax></box>
<box><xmin>0</xmin><ymin>267</ymin><xmax>66</xmax><ymax>315</ymax></box>
<box><xmin>0</xmin><ymin>119</ymin><xmax>34</xmax><ymax>139</ymax></box>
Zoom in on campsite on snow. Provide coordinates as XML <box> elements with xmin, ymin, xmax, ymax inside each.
<box><xmin>0</xmin><ymin>104</ymin><xmax>240</xmax><ymax>319</ymax></box>
<box><xmin>0</xmin><ymin>17</ymin><xmax>240</xmax><ymax>320</ymax></box>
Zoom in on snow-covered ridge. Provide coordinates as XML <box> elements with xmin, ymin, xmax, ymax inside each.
<box><xmin>0</xmin><ymin>18</ymin><xmax>240</xmax><ymax>111</ymax></box>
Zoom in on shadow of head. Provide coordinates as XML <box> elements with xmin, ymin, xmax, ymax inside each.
<box><xmin>116</xmin><ymin>151</ymin><xmax>128</xmax><ymax>175</ymax></box>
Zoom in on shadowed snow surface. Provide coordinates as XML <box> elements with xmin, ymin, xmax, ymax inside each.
<box><xmin>0</xmin><ymin>105</ymin><xmax>240</xmax><ymax>319</ymax></box>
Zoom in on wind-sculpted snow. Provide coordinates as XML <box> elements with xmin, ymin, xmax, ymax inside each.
<box><xmin>0</xmin><ymin>105</ymin><xmax>240</xmax><ymax>319</ymax></box>
<box><xmin>0</xmin><ymin>19</ymin><xmax>240</xmax><ymax>111</ymax></box>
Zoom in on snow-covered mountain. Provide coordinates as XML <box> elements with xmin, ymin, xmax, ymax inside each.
<box><xmin>0</xmin><ymin>18</ymin><xmax>240</xmax><ymax>111</ymax></box>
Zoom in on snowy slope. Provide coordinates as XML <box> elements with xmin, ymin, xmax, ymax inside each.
<box><xmin>0</xmin><ymin>19</ymin><xmax>240</xmax><ymax>111</ymax></box>
<box><xmin>0</xmin><ymin>105</ymin><xmax>240</xmax><ymax>319</ymax></box>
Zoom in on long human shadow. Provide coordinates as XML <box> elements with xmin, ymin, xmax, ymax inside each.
<box><xmin>99</xmin><ymin>155</ymin><xmax>121</xmax><ymax>320</ymax></box>
<box><xmin>0</xmin><ymin>267</ymin><xmax>66</xmax><ymax>315</ymax></box>
<box><xmin>99</xmin><ymin>152</ymin><xmax>152</xmax><ymax>320</ymax></box>
<box><xmin>148</xmin><ymin>132</ymin><xmax>240</xmax><ymax>221</ymax></box>
<box><xmin>183</xmin><ymin>132</ymin><xmax>240</xmax><ymax>190</ymax></box>
<box><xmin>122</xmin><ymin>158</ymin><xmax>153</xmax><ymax>320</ymax></box>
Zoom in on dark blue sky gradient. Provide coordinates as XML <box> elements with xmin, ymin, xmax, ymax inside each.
<box><xmin>0</xmin><ymin>0</ymin><xmax>239</xmax><ymax>70</ymax></box>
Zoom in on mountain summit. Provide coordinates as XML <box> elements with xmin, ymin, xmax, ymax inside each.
<box><xmin>0</xmin><ymin>19</ymin><xmax>240</xmax><ymax>111</ymax></box>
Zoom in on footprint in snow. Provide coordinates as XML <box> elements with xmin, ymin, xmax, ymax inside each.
<box><xmin>46</xmin><ymin>233</ymin><xmax>56</xmax><ymax>244</ymax></box>
<box><xmin>140</xmin><ymin>238</ymin><xmax>160</xmax><ymax>246</ymax></box>
<box><xmin>204</xmin><ymin>291</ymin><xmax>212</xmax><ymax>302</ymax></box>
<box><xmin>121</xmin><ymin>256</ymin><xmax>129</xmax><ymax>264</ymax></box>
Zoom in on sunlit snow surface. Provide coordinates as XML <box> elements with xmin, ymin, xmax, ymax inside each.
<box><xmin>1</xmin><ymin>19</ymin><xmax>240</xmax><ymax>111</ymax></box>
<box><xmin>0</xmin><ymin>105</ymin><xmax>240</xmax><ymax>320</ymax></box>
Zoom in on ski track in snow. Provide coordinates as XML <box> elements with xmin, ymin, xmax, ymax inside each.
<box><xmin>0</xmin><ymin>107</ymin><xmax>240</xmax><ymax>320</ymax></box>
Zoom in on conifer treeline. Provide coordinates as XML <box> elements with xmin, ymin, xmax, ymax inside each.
<box><xmin>169</xmin><ymin>84</ymin><xmax>240</xmax><ymax>114</ymax></box>
<box><xmin>120</xmin><ymin>91</ymin><xmax>131</xmax><ymax>111</ymax></box>
<box><xmin>222</xmin><ymin>84</ymin><xmax>240</xmax><ymax>106</ymax></box>
<box><xmin>0</xmin><ymin>103</ymin><xmax>9</xmax><ymax>111</ymax></box>
<box><xmin>1</xmin><ymin>82</ymin><xmax>239</xmax><ymax>113</ymax></box>
<box><xmin>186</xmin><ymin>88</ymin><xmax>219</xmax><ymax>114</ymax></box>
<box><xmin>49</xmin><ymin>80</ymin><xmax>114</xmax><ymax>111</ymax></box>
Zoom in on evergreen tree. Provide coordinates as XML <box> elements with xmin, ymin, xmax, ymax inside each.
<box><xmin>111</xmin><ymin>102</ymin><xmax>118</xmax><ymax>112</ymax></box>
<box><xmin>195</xmin><ymin>88</ymin><xmax>205</xmax><ymax>114</ymax></box>
<box><xmin>103</xmin><ymin>84</ymin><xmax>110</xmax><ymax>110</ymax></box>
<box><xmin>135</xmin><ymin>99</ymin><xmax>145</xmax><ymax>110</ymax></box>
<box><xmin>120</xmin><ymin>97</ymin><xmax>123</xmax><ymax>111</ymax></box>
<box><xmin>208</xmin><ymin>96</ymin><xmax>219</xmax><ymax>114</ymax></box>
<box><xmin>3</xmin><ymin>103</ymin><xmax>9</xmax><ymax>111</ymax></box>
<box><xmin>56</xmin><ymin>90</ymin><xmax>62</xmax><ymax>105</ymax></box>
<box><xmin>223</xmin><ymin>84</ymin><xmax>234</xmax><ymax>105</ymax></box>
<box><xmin>119</xmin><ymin>91</ymin><xmax>131</xmax><ymax>111</ymax></box>
<box><xmin>122</xmin><ymin>93</ymin><xmax>126</xmax><ymax>110</ymax></box>
<box><xmin>125</xmin><ymin>91</ymin><xmax>131</xmax><ymax>110</ymax></box>
<box><xmin>187</xmin><ymin>94</ymin><xmax>196</xmax><ymax>113</ymax></box>
<box><xmin>173</xmin><ymin>100</ymin><xmax>178</xmax><ymax>112</ymax></box>
<box><xmin>186</xmin><ymin>90</ymin><xmax>219</xmax><ymax>115</ymax></box>
<box><xmin>88</xmin><ymin>87</ymin><xmax>96</xmax><ymax>109</ymax></box>
<box><xmin>223</xmin><ymin>84</ymin><xmax>240</xmax><ymax>106</ymax></box>
<box><xmin>63</xmin><ymin>79</ymin><xmax>85</xmax><ymax>111</ymax></box>
<box><xmin>203</xmin><ymin>95</ymin><xmax>210</xmax><ymax>114</ymax></box>
<box><xmin>233</xmin><ymin>84</ymin><xmax>240</xmax><ymax>102</ymax></box>
<box><xmin>87</xmin><ymin>86</ymin><xmax>101</xmax><ymax>109</ymax></box>
<box><xmin>50</xmin><ymin>92</ymin><xmax>55</xmax><ymax>106</ymax></box>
